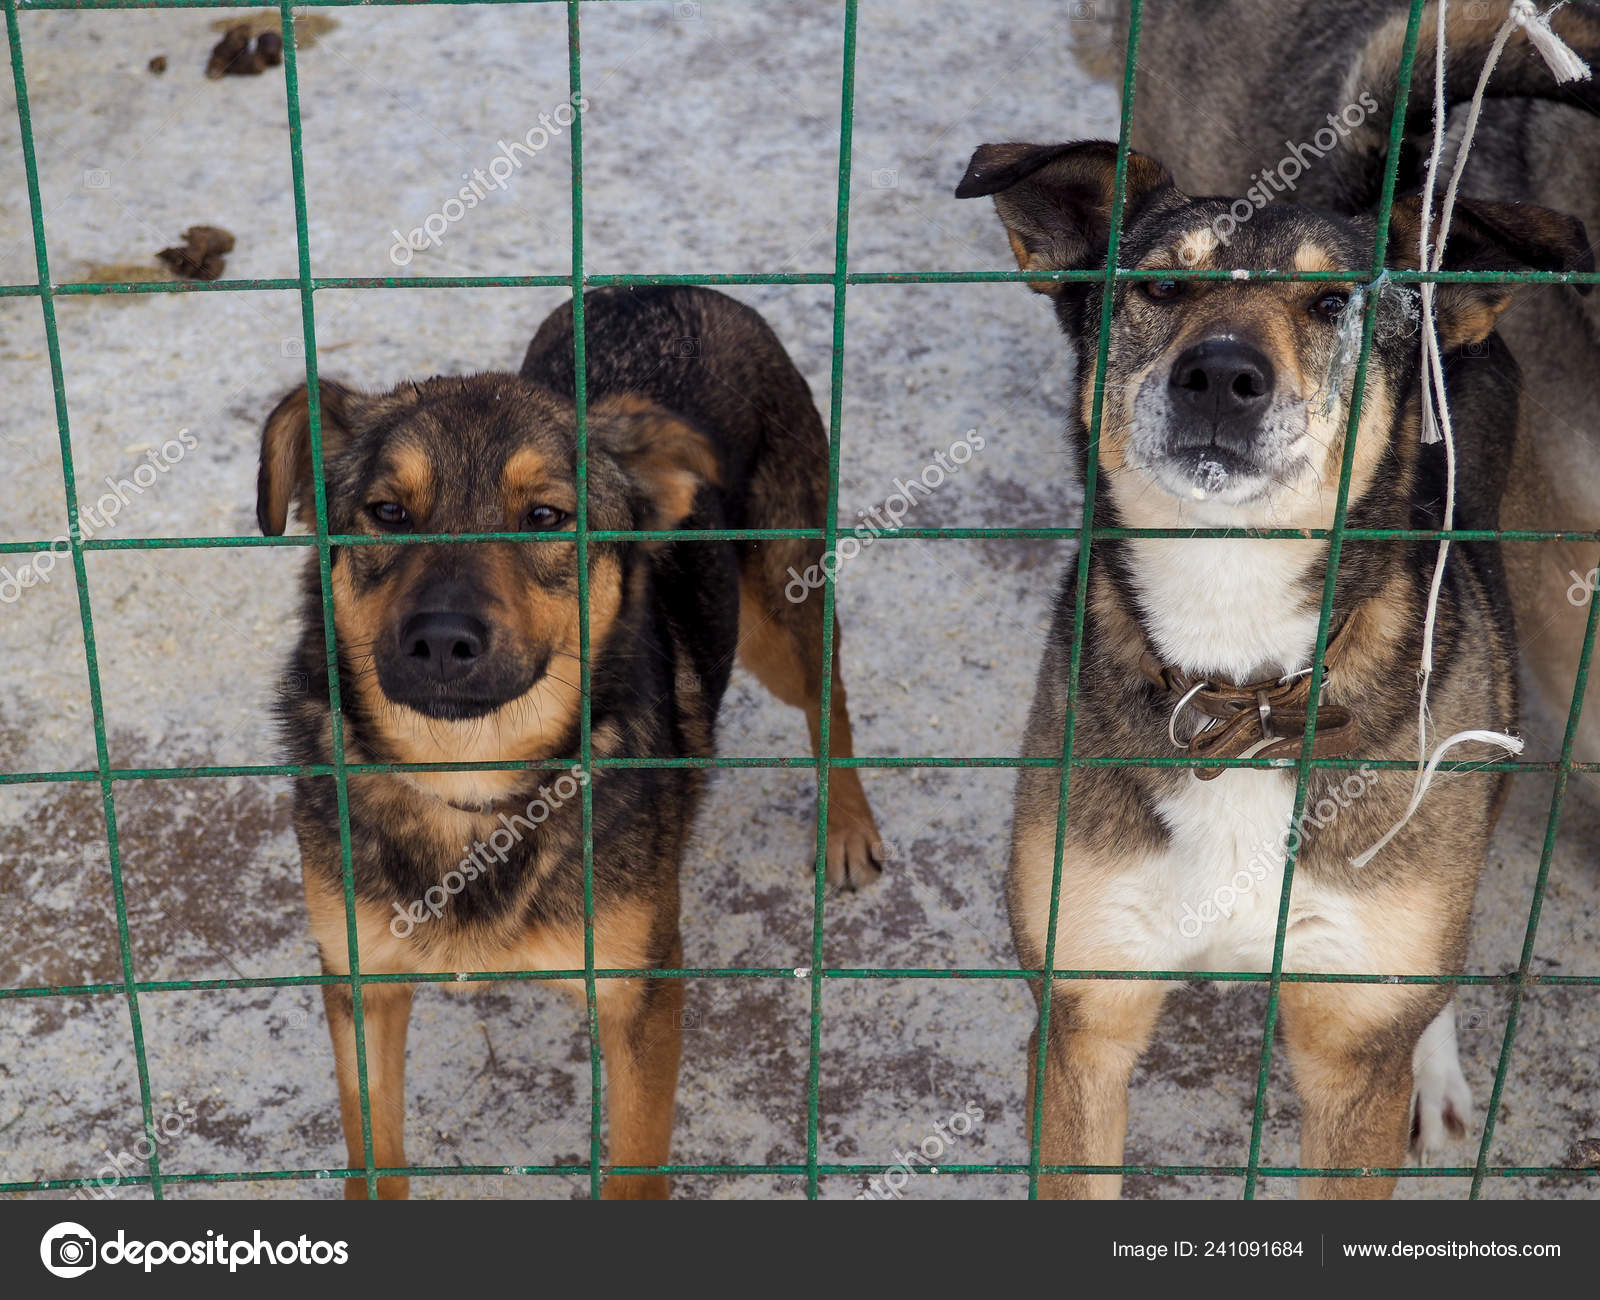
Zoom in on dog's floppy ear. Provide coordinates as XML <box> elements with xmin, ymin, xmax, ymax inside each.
<box><xmin>1388</xmin><ymin>195</ymin><xmax>1594</xmax><ymax>349</ymax></box>
<box><xmin>955</xmin><ymin>140</ymin><xmax>1174</xmax><ymax>292</ymax></box>
<box><xmin>591</xmin><ymin>394</ymin><xmax>721</xmax><ymax>533</ymax></box>
<box><xmin>256</xmin><ymin>379</ymin><xmax>361</xmax><ymax>536</ymax></box>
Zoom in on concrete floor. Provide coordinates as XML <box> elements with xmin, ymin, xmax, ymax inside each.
<box><xmin>0</xmin><ymin>2</ymin><xmax>1594</xmax><ymax>1201</ymax></box>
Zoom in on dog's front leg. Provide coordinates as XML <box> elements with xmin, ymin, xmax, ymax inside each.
<box><xmin>597</xmin><ymin>934</ymin><xmax>684</xmax><ymax>1201</ymax></box>
<box><xmin>1280</xmin><ymin>984</ymin><xmax>1422</xmax><ymax>1199</ymax></box>
<box><xmin>1030</xmin><ymin>979</ymin><xmax>1169</xmax><ymax>1200</ymax></box>
<box><xmin>322</xmin><ymin>980</ymin><xmax>414</xmax><ymax>1200</ymax></box>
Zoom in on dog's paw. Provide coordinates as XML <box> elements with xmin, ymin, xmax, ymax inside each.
<box><xmin>822</xmin><ymin>808</ymin><xmax>886</xmax><ymax>891</ymax></box>
<box><xmin>813</xmin><ymin>770</ymin><xmax>886</xmax><ymax>890</ymax></box>
<box><xmin>1410</xmin><ymin>1006</ymin><xmax>1472</xmax><ymax>1161</ymax></box>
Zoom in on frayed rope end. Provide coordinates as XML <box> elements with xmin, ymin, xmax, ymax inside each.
<box><xmin>1511</xmin><ymin>0</ymin><xmax>1593</xmax><ymax>84</ymax></box>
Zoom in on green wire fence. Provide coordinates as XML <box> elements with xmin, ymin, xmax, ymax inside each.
<box><xmin>2</xmin><ymin>0</ymin><xmax>1598</xmax><ymax>1201</ymax></box>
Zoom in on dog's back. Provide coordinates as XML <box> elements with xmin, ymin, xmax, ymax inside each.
<box><xmin>522</xmin><ymin>286</ymin><xmax>830</xmax><ymax>531</ymax></box>
<box><xmin>525</xmin><ymin>285</ymin><xmax>886</xmax><ymax>886</ymax></box>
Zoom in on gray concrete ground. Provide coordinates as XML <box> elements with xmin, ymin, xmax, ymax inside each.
<box><xmin>1</xmin><ymin>2</ymin><xmax>1595</xmax><ymax>1201</ymax></box>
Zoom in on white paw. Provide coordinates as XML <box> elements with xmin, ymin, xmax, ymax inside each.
<box><xmin>1410</xmin><ymin>1004</ymin><xmax>1472</xmax><ymax>1161</ymax></box>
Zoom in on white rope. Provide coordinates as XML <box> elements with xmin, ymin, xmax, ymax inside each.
<box><xmin>1354</xmin><ymin>0</ymin><xmax>1589</xmax><ymax>866</ymax></box>
<box><xmin>1351</xmin><ymin>730</ymin><xmax>1526</xmax><ymax>868</ymax></box>
<box><xmin>1511</xmin><ymin>0</ymin><xmax>1592</xmax><ymax>81</ymax></box>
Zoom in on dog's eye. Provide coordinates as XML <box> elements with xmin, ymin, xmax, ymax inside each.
<box><xmin>524</xmin><ymin>505</ymin><xmax>569</xmax><ymax>532</ymax></box>
<box><xmin>368</xmin><ymin>501</ymin><xmax>410</xmax><ymax>530</ymax></box>
<box><xmin>1312</xmin><ymin>291</ymin><xmax>1350</xmax><ymax>321</ymax></box>
<box><xmin>1141</xmin><ymin>278</ymin><xmax>1184</xmax><ymax>302</ymax></box>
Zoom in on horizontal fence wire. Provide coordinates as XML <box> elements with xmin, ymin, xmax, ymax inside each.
<box><xmin>2</xmin><ymin>0</ymin><xmax>1596</xmax><ymax>1200</ymax></box>
<box><xmin>4</xmin><ymin>268</ymin><xmax>1600</xmax><ymax>297</ymax></box>
<box><xmin>11</xmin><ymin>526</ymin><xmax>1600</xmax><ymax>550</ymax></box>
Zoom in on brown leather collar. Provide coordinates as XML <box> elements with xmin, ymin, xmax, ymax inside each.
<box><xmin>1139</xmin><ymin>623</ymin><xmax>1360</xmax><ymax>779</ymax></box>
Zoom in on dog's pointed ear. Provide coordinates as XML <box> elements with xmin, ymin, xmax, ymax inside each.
<box><xmin>956</xmin><ymin>140</ymin><xmax>1175</xmax><ymax>292</ymax></box>
<box><xmin>1388</xmin><ymin>195</ymin><xmax>1594</xmax><ymax>349</ymax></box>
<box><xmin>591</xmin><ymin>395</ymin><xmax>721</xmax><ymax>534</ymax></box>
<box><xmin>256</xmin><ymin>379</ymin><xmax>362</xmax><ymax>536</ymax></box>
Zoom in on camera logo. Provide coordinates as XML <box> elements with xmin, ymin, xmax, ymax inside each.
<box><xmin>275</xmin><ymin>670</ymin><xmax>309</xmax><ymax>697</ymax></box>
<box><xmin>41</xmin><ymin>1222</ymin><xmax>97</xmax><ymax>1278</ymax></box>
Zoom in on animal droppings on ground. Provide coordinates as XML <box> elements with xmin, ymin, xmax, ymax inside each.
<box><xmin>206</xmin><ymin>24</ymin><xmax>283</xmax><ymax>79</ymax></box>
<box><xmin>156</xmin><ymin>225</ymin><xmax>236</xmax><ymax>281</ymax></box>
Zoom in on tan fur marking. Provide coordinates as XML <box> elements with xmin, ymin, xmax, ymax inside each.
<box><xmin>736</xmin><ymin>578</ymin><xmax>883</xmax><ymax>880</ymax></box>
<box><xmin>501</xmin><ymin>446</ymin><xmax>576</xmax><ymax>520</ymax></box>
<box><xmin>384</xmin><ymin>442</ymin><xmax>435</xmax><ymax>521</ymax></box>
<box><xmin>1279</xmin><ymin>977</ymin><xmax>1431</xmax><ymax>1199</ymax></box>
<box><xmin>1293</xmin><ymin>244</ymin><xmax>1338</xmax><ymax>274</ymax></box>
<box><xmin>1008</xmin><ymin>229</ymin><xmax>1062</xmax><ymax>293</ymax></box>
<box><xmin>592</xmin><ymin>393</ymin><xmax>721</xmax><ymax>529</ymax></box>
<box><xmin>323</xmin><ymin>980</ymin><xmax>413</xmax><ymax>1200</ymax></box>
<box><xmin>305</xmin><ymin>868</ymin><xmax>658</xmax><ymax>985</ymax></box>
<box><xmin>259</xmin><ymin>392</ymin><xmax>312</xmax><ymax>537</ymax></box>
<box><xmin>1330</xmin><ymin>571</ymin><xmax>1412</xmax><ymax>674</ymax></box>
<box><xmin>1009</xmin><ymin>818</ymin><xmax>1142</xmax><ymax>973</ymax></box>
<box><xmin>1032</xmin><ymin>980</ymin><xmax>1171</xmax><ymax>1200</ymax></box>
<box><xmin>1173</xmin><ymin>229</ymin><xmax>1219</xmax><ymax>270</ymax></box>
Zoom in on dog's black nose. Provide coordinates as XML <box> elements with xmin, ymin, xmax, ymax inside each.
<box><xmin>399</xmin><ymin>611</ymin><xmax>488</xmax><ymax>682</ymax></box>
<box><xmin>1169</xmin><ymin>339</ymin><xmax>1275</xmax><ymax>423</ymax></box>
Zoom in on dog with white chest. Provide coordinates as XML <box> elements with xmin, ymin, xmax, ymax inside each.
<box><xmin>957</xmin><ymin>139</ymin><xmax>1590</xmax><ymax>1197</ymax></box>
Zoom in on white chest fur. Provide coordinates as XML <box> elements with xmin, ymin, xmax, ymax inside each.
<box><xmin>1127</xmin><ymin>537</ymin><xmax>1323</xmax><ymax>680</ymax></box>
<box><xmin>1141</xmin><ymin>769</ymin><xmax>1371</xmax><ymax>973</ymax></box>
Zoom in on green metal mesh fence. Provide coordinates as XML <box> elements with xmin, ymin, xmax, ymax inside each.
<box><xmin>2</xmin><ymin>0</ymin><xmax>1598</xmax><ymax>1201</ymax></box>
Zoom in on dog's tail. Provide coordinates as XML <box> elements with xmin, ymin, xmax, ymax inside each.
<box><xmin>1331</xmin><ymin>1</ymin><xmax>1600</xmax><ymax>208</ymax></box>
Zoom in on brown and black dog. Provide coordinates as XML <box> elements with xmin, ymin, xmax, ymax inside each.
<box><xmin>1071</xmin><ymin>0</ymin><xmax>1600</xmax><ymax>1172</ymax></box>
<box><xmin>958</xmin><ymin>140</ymin><xmax>1588</xmax><ymax>1197</ymax></box>
<box><xmin>1084</xmin><ymin>0</ymin><xmax>1600</xmax><ymax>788</ymax></box>
<box><xmin>258</xmin><ymin>286</ymin><xmax>884</xmax><ymax>1199</ymax></box>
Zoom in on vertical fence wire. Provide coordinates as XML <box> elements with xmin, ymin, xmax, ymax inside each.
<box><xmin>277</xmin><ymin>0</ymin><xmax>380</xmax><ymax>1200</ymax></box>
<box><xmin>1237</xmin><ymin>0</ymin><xmax>1429</xmax><ymax>1200</ymax></box>
<box><xmin>562</xmin><ymin>0</ymin><xmax>606</xmax><ymax>1203</ymax></box>
<box><xmin>803</xmin><ymin>0</ymin><xmax>858</xmax><ymax>1203</ymax></box>
<box><xmin>1469</xmin><ymin>568</ymin><xmax>1600</xmax><ymax>1196</ymax></box>
<box><xmin>3</xmin><ymin>0</ymin><xmax>166</xmax><ymax>1202</ymax></box>
<box><xmin>1026</xmin><ymin>0</ymin><xmax>1146</xmax><ymax>1201</ymax></box>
